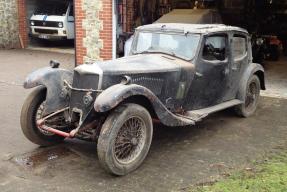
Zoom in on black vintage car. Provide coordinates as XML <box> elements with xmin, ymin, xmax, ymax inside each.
<box><xmin>21</xmin><ymin>24</ymin><xmax>265</xmax><ymax>175</ymax></box>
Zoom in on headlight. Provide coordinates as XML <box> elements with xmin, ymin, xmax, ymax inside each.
<box><xmin>58</xmin><ymin>22</ymin><xmax>63</xmax><ymax>28</ymax></box>
<box><xmin>31</xmin><ymin>21</ymin><xmax>35</xmax><ymax>26</ymax></box>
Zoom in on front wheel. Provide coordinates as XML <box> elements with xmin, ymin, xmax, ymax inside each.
<box><xmin>20</xmin><ymin>87</ymin><xmax>66</xmax><ymax>146</ymax></box>
<box><xmin>235</xmin><ymin>75</ymin><xmax>261</xmax><ymax>117</ymax></box>
<box><xmin>97</xmin><ymin>103</ymin><xmax>153</xmax><ymax>176</ymax></box>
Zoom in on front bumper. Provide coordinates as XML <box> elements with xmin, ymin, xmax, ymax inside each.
<box><xmin>30</xmin><ymin>26</ymin><xmax>68</xmax><ymax>40</ymax></box>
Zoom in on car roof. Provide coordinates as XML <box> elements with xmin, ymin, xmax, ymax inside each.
<box><xmin>137</xmin><ymin>23</ymin><xmax>248</xmax><ymax>35</ymax></box>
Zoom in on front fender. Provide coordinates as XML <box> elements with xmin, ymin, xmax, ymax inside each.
<box><xmin>237</xmin><ymin>63</ymin><xmax>265</xmax><ymax>101</ymax></box>
<box><xmin>94</xmin><ymin>84</ymin><xmax>194</xmax><ymax>127</ymax></box>
<box><xmin>24</xmin><ymin>67</ymin><xmax>73</xmax><ymax>115</ymax></box>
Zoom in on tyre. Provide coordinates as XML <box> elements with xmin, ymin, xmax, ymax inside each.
<box><xmin>97</xmin><ymin>103</ymin><xmax>153</xmax><ymax>176</ymax></box>
<box><xmin>235</xmin><ymin>75</ymin><xmax>261</xmax><ymax>117</ymax></box>
<box><xmin>20</xmin><ymin>87</ymin><xmax>65</xmax><ymax>146</ymax></box>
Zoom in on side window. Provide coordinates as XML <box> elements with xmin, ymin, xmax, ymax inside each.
<box><xmin>203</xmin><ymin>35</ymin><xmax>227</xmax><ymax>61</ymax></box>
<box><xmin>232</xmin><ymin>36</ymin><xmax>247</xmax><ymax>60</ymax></box>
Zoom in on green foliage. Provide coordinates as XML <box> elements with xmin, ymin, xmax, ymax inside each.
<box><xmin>191</xmin><ymin>152</ymin><xmax>287</xmax><ymax>192</ymax></box>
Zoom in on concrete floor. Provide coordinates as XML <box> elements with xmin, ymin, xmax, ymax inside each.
<box><xmin>28</xmin><ymin>38</ymin><xmax>75</xmax><ymax>55</ymax></box>
<box><xmin>0</xmin><ymin>49</ymin><xmax>286</xmax><ymax>192</ymax></box>
<box><xmin>261</xmin><ymin>57</ymin><xmax>287</xmax><ymax>99</ymax></box>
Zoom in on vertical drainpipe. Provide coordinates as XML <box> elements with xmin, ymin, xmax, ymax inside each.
<box><xmin>112</xmin><ymin>0</ymin><xmax>117</xmax><ymax>59</ymax></box>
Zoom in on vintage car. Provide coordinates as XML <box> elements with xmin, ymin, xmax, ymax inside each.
<box><xmin>21</xmin><ymin>24</ymin><xmax>265</xmax><ymax>176</ymax></box>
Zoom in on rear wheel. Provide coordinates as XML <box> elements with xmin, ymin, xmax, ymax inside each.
<box><xmin>235</xmin><ymin>75</ymin><xmax>261</xmax><ymax>117</ymax></box>
<box><xmin>97</xmin><ymin>103</ymin><xmax>153</xmax><ymax>176</ymax></box>
<box><xmin>20</xmin><ymin>87</ymin><xmax>66</xmax><ymax>146</ymax></box>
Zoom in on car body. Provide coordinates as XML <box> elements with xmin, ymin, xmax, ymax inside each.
<box><xmin>21</xmin><ymin>24</ymin><xmax>265</xmax><ymax>175</ymax></box>
<box><xmin>30</xmin><ymin>0</ymin><xmax>74</xmax><ymax>40</ymax></box>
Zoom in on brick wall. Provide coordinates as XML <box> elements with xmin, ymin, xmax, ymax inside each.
<box><xmin>18</xmin><ymin>0</ymin><xmax>28</xmax><ymax>48</ymax></box>
<box><xmin>75</xmin><ymin>0</ymin><xmax>113</xmax><ymax>64</ymax></box>
<box><xmin>74</xmin><ymin>0</ymin><xmax>87</xmax><ymax>64</ymax></box>
<box><xmin>99</xmin><ymin>0</ymin><xmax>113</xmax><ymax>60</ymax></box>
<box><xmin>0</xmin><ymin>0</ymin><xmax>20</xmax><ymax>48</ymax></box>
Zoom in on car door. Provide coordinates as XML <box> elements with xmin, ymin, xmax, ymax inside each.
<box><xmin>224</xmin><ymin>34</ymin><xmax>249</xmax><ymax>100</ymax></box>
<box><xmin>186</xmin><ymin>33</ymin><xmax>230</xmax><ymax>110</ymax></box>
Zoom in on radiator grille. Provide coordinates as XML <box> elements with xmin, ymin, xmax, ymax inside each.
<box><xmin>32</xmin><ymin>21</ymin><xmax>61</xmax><ymax>28</ymax></box>
<box><xmin>69</xmin><ymin>72</ymin><xmax>99</xmax><ymax>118</ymax></box>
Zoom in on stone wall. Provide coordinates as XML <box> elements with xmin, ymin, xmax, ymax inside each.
<box><xmin>0</xmin><ymin>0</ymin><xmax>20</xmax><ymax>48</ymax></box>
<box><xmin>82</xmin><ymin>0</ymin><xmax>103</xmax><ymax>62</ymax></box>
<box><xmin>74</xmin><ymin>0</ymin><xmax>113</xmax><ymax>64</ymax></box>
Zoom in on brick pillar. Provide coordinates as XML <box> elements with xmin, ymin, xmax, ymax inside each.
<box><xmin>18</xmin><ymin>0</ymin><xmax>28</xmax><ymax>48</ymax></box>
<box><xmin>99</xmin><ymin>0</ymin><xmax>113</xmax><ymax>60</ymax></box>
<box><xmin>74</xmin><ymin>0</ymin><xmax>87</xmax><ymax>64</ymax></box>
<box><xmin>75</xmin><ymin>0</ymin><xmax>113</xmax><ymax>65</ymax></box>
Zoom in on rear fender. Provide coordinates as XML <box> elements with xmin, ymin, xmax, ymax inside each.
<box><xmin>24</xmin><ymin>67</ymin><xmax>73</xmax><ymax>115</ymax></box>
<box><xmin>237</xmin><ymin>63</ymin><xmax>265</xmax><ymax>101</ymax></box>
<box><xmin>94</xmin><ymin>84</ymin><xmax>194</xmax><ymax>127</ymax></box>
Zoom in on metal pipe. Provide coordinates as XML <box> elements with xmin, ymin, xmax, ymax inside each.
<box><xmin>37</xmin><ymin>120</ymin><xmax>73</xmax><ymax>138</ymax></box>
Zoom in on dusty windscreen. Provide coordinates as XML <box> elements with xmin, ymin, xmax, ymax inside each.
<box><xmin>134</xmin><ymin>32</ymin><xmax>200</xmax><ymax>60</ymax></box>
<box><xmin>34</xmin><ymin>1</ymin><xmax>69</xmax><ymax>16</ymax></box>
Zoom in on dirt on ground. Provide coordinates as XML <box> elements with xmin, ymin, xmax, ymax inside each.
<box><xmin>0</xmin><ymin>49</ymin><xmax>286</xmax><ymax>192</ymax></box>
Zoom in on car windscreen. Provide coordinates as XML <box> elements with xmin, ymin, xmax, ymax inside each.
<box><xmin>133</xmin><ymin>31</ymin><xmax>201</xmax><ymax>60</ymax></box>
<box><xmin>34</xmin><ymin>1</ymin><xmax>69</xmax><ymax>16</ymax></box>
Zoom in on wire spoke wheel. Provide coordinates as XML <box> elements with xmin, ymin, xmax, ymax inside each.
<box><xmin>35</xmin><ymin>102</ymin><xmax>66</xmax><ymax>136</ymax></box>
<box><xmin>20</xmin><ymin>87</ymin><xmax>65</xmax><ymax>146</ymax></box>
<box><xmin>114</xmin><ymin>117</ymin><xmax>147</xmax><ymax>164</ymax></box>
<box><xmin>97</xmin><ymin>103</ymin><xmax>153</xmax><ymax>176</ymax></box>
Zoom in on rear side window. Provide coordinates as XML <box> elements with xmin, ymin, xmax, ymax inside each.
<box><xmin>232</xmin><ymin>36</ymin><xmax>247</xmax><ymax>59</ymax></box>
<box><xmin>203</xmin><ymin>35</ymin><xmax>227</xmax><ymax>61</ymax></box>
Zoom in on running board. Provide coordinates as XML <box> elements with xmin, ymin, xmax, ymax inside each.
<box><xmin>183</xmin><ymin>99</ymin><xmax>243</xmax><ymax>122</ymax></box>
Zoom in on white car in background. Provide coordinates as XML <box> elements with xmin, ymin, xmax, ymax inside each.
<box><xmin>30</xmin><ymin>0</ymin><xmax>74</xmax><ymax>40</ymax></box>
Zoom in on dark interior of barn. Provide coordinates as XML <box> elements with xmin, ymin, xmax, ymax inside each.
<box><xmin>116</xmin><ymin>0</ymin><xmax>287</xmax><ymax>58</ymax></box>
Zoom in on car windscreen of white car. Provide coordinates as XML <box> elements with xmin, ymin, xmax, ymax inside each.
<box><xmin>133</xmin><ymin>32</ymin><xmax>201</xmax><ymax>60</ymax></box>
<box><xmin>34</xmin><ymin>1</ymin><xmax>69</xmax><ymax>16</ymax></box>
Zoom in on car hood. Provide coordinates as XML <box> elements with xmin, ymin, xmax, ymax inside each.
<box><xmin>75</xmin><ymin>54</ymin><xmax>193</xmax><ymax>75</ymax></box>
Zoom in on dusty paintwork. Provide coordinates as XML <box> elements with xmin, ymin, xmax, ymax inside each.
<box><xmin>21</xmin><ymin>24</ymin><xmax>266</xmax><ymax>175</ymax></box>
<box><xmin>24</xmin><ymin>67</ymin><xmax>73</xmax><ymax>116</ymax></box>
<box><xmin>136</xmin><ymin>23</ymin><xmax>248</xmax><ymax>35</ymax></box>
<box><xmin>22</xmin><ymin>24</ymin><xmax>265</xmax><ymax>139</ymax></box>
